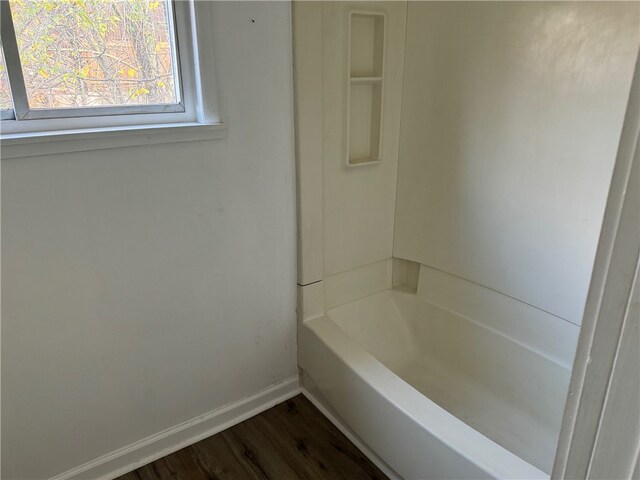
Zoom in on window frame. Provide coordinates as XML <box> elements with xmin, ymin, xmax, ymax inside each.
<box><xmin>0</xmin><ymin>108</ymin><xmax>14</xmax><ymax>121</ymax></box>
<box><xmin>0</xmin><ymin>37</ymin><xmax>14</xmax><ymax>119</ymax></box>
<box><xmin>0</xmin><ymin>0</ymin><xmax>221</xmax><ymax>142</ymax></box>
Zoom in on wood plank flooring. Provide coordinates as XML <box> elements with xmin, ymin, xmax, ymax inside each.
<box><xmin>117</xmin><ymin>395</ymin><xmax>388</xmax><ymax>480</ymax></box>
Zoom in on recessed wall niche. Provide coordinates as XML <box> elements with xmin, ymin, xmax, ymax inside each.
<box><xmin>346</xmin><ymin>12</ymin><xmax>385</xmax><ymax>166</ymax></box>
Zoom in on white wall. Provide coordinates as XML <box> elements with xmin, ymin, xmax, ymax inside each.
<box><xmin>1</xmin><ymin>3</ymin><xmax>297</xmax><ymax>479</ymax></box>
<box><xmin>393</xmin><ymin>1</ymin><xmax>639</xmax><ymax>324</ymax></box>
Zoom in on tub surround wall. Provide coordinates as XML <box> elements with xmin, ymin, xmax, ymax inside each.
<box><xmin>295</xmin><ymin>1</ymin><xmax>639</xmax><ymax>331</ymax></box>
<box><xmin>320</xmin><ymin>1</ymin><xmax>406</xmax><ymax>277</ymax></box>
<box><xmin>293</xmin><ymin>1</ymin><xmax>324</xmax><ymax>286</ymax></box>
<box><xmin>293</xmin><ymin>0</ymin><xmax>407</xmax><ymax>319</ymax></box>
<box><xmin>393</xmin><ymin>1</ymin><xmax>640</xmax><ymax>326</ymax></box>
<box><xmin>416</xmin><ymin>265</ymin><xmax>578</xmax><ymax>369</ymax></box>
<box><xmin>324</xmin><ymin>259</ymin><xmax>392</xmax><ymax>310</ymax></box>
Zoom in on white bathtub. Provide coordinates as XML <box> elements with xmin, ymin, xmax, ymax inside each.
<box><xmin>299</xmin><ymin>288</ymin><xmax>573</xmax><ymax>479</ymax></box>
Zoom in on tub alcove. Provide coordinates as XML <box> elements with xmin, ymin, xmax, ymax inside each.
<box><xmin>293</xmin><ymin>2</ymin><xmax>639</xmax><ymax>479</ymax></box>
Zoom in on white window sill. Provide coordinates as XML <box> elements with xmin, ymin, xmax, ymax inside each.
<box><xmin>0</xmin><ymin>122</ymin><xmax>227</xmax><ymax>159</ymax></box>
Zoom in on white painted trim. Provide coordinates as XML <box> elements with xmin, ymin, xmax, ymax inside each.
<box><xmin>301</xmin><ymin>386</ymin><xmax>402</xmax><ymax>480</ymax></box>
<box><xmin>49</xmin><ymin>376</ymin><xmax>300</xmax><ymax>480</ymax></box>
<box><xmin>1</xmin><ymin>122</ymin><xmax>227</xmax><ymax>159</ymax></box>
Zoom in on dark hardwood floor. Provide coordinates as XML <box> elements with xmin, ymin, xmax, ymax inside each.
<box><xmin>117</xmin><ymin>395</ymin><xmax>388</xmax><ymax>480</ymax></box>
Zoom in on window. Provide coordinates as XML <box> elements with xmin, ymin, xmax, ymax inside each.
<box><xmin>0</xmin><ymin>0</ymin><xmax>220</xmax><ymax>142</ymax></box>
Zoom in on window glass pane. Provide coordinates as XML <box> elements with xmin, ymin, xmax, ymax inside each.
<box><xmin>0</xmin><ymin>46</ymin><xmax>13</xmax><ymax>111</ymax></box>
<box><xmin>9</xmin><ymin>0</ymin><xmax>179</xmax><ymax>109</ymax></box>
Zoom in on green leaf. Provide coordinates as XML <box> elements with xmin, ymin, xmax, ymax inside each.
<box><xmin>76</xmin><ymin>10</ymin><xmax>92</xmax><ymax>28</ymax></box>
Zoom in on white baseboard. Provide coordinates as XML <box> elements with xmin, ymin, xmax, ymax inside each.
<box><xmin>50</xmin><ymin>376</ymin><xmax>300</xmax><ymax>480</ymax></box>
<box><xmin>301</xmin><ymin>386</ymin><xmax>402</xmax><ymax>480</ymax></box>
